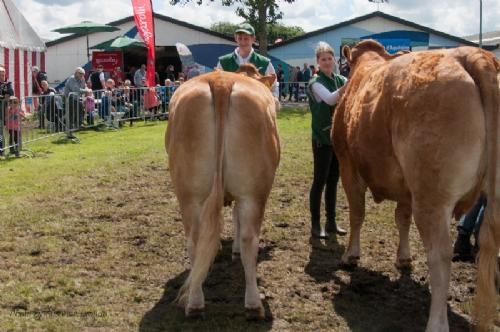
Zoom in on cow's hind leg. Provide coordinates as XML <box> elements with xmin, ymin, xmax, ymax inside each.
<box><xmin>395</xmin><ymin>202</ymin><xmax>412</xmax><ymax>269</ymax></box>
<box><xmin>413</xmin><ymin>204</ymin><xmax>452</xmax><ymax>332</ymax></box>
<box><xmin>232</xmin><ymin>203</ymin><xmax>241</xmax><ymax>261</ymax></box>
<box><xmin>177</xmin><ymin>200</ymin><xmax>206</xmax><ymax>316</ymax></box>
<box><xmin>238</xmin><ymin>198</ymin><xmax>265</xmax><ymax>320</ymax></box>
<box><xmin>340</xmin><ymin>167</ymin><xmax>366</xmax><ymax>266</ymax></box>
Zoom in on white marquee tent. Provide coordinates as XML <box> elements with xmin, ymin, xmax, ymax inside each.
<box><xmin>0</xmin><ymin>0</ymin><xmax>46</xmax><ymax>101</ymax></box>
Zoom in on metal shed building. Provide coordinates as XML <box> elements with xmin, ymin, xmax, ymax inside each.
<box><xmin>268</xmin><ymin>11</ymin><xmax>497</xmax><ymax>71</ymax></box>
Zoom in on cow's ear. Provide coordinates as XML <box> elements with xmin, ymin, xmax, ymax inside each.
<box><xmin>342</xmin><ymin>45</ymin><xmax>352</xmax><ymax>63</ymax></box>
<box><xmin>259</xmin><ymin>75</ymin><xmax>275</xmax><ymax>89</ymax></box>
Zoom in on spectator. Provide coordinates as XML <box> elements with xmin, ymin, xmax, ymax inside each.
<box><xmin>64</xmin><ymin>67</ymin><xmax>86</xmax><ymax>130</ymax></box>
<box><xmin>134</xmin><ymin>64</ymin><xmax>147</xmax><ymax>88</ymax></box>
<box><xmin>65</xmin><ymin>67</ymin><xmax>86</xmax><ymax>97</ymax></box>
<box><xmin>32</xmin><ymin>66</ymin><xmax>47</xmax><ymax>126</ymax></box>
<box><xmin>121</xmin><ymin>80</ymin><xmax>139</xmax><ymax>125</ymax></box>
<box><xmin>452</xmin><ymin>195</ymin><xmax>487</xmax><ymax>262</ymax></box>
<box><xmin>187</xmin><ymin>65</ymin><xmax>200</xmax><ymax>80</ymax></box>
<box><xmin>288</xmin><ymin>66</ymin><xmax>299</xmax><ymax>102</ymax></box>
<box><xmin>99</xmin><ymin>78</ymin><xmax>120</xmax><ymax>126</ymax></box>
<box><xmin>296</xmin><ymin>66</ymin><xmax>305</xmax><ymax>101</ymax></box>
<box><xmin>338</xmin><ymin>57</ymin><xmax>350</xmax><ymax>77</ymax></box>
<box><xmin>125</xmin><ymin>65</ymin><xmax>136</xmax><ymax>83</ymax></box>
<box><xmin>6</xmin><ymin>96</ymin><xmax>24</xmax><ymax>157</ymax></box>
<box><xmin>302</xmin><ymin>63</ymin><xmax>311</xmax><ymax>83</ymax></box>
<box><xmin>83</xmin><ymin>88</ymin><xmax>95</xmax><ymax>126</ymax></box>
<box><xmin>0</xmin><ymin>66</ymin><xmax>14</xmax><ymax>155</ymax></box>
<box><xmin>40</xmin><ymin>80</ymin><xmax>56</xmax><ymax>101</ymax></box>
<box><xmin>165</xmin><ymin>64</ymin><xmax>176</xmax><ymax>82</ymax></box>
<box><xmin>40</xmin><ymin>80</ymin><xmax>63</xmax><ymax>132</ymax></box>
<box><xmin>87</xmin><ymin>64</ymin><xmax>106</xmax><ymax>92</ymax></box>
<box><xmin>216</xmin><ymin>22</ymin><xmax>278</xmax><ymax>97</ymax></box>
<box><xmin>110</xmin><ymin>66</ymin><xmax>124</xmax><ymax>87</ymax></box>
<box><xmin>276</xmin><ymin>63</ymin><xmax>285</xmax><ymax>101</ymax></box>
<box><xmin>165</xmin><ymin>79</ymin><xmax>175</xmax><ymax>94</ymax></box>
<box><xmin>155</xmin><ymin>71</ymin><xmax>160</xmax><ymax>86</ymax></box>
<box><xmin>143</xmin><ymin>85</ymin><xmax>159</xmax><ymax>120</ymax></box>
<box><xmin>309</xmin><ymin>65</ymin><xmax>317</xmax><ymax>77</ymax></box>
<box><xmin>306</xmin><ymin>41</ymin><xmax>348</xmax><ymax>238</ymax></box>
<box><xmin>164</xmin><ymin>79</ymin><xmax>176</xmax><ymax>103</ymax></box>
<box><xmin>32</xmin><ymin>66</ymin><xmax>47</xmax><ymax>94</ymax></box>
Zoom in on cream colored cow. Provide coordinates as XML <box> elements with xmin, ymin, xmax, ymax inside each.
<box><xmin>166</xmin><ymin>66</ymin><xmax>280</xmax><ymax>319</ymax></box>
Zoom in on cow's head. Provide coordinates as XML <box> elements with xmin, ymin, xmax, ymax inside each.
<box><xmin>236</xmin><ymin>63</ymin><xmax>275</xmax><ymax>90</ymax></box>
<box><xmin>342</xmin><ymin>39</ymin><xmax>393</xmax><ymax>70</ymax></box>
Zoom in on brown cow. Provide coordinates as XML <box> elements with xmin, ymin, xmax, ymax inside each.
<box><xmin>333</xmin><ymin>40</ymin><xmax>499</xmax><ymax>331</ymax></box>
<box><xmin>165</xmin><ymin>67</ymin><xmax>280</xmax><ymax>319</ymax></box>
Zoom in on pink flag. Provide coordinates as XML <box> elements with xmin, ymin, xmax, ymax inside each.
<box><xmin>131</xmin><ymin>0</ymin><xmax>156</xmax><ymax>86</ymax></box>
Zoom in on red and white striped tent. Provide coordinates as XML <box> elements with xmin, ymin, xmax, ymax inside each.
<box><xmin>0</xmin><ymin>0</ymin><xmax>46</xmax><ymax>102</ymax></box>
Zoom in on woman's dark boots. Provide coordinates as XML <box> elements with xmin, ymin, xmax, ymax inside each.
<box><xmin>452</xmin><ymin>231</ymin><xmax>473</xmax><ymax>262</ymax></box>
<box><xmin>311</xmin><ymin>220</ymin><xmax>328</xmax><ymax>239</ymax></box>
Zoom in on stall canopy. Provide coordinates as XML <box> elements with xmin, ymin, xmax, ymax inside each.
<box><xmin>0</xmin><ymin>0</ymin><xmax>46</xmax><ymax>100</ymax></box>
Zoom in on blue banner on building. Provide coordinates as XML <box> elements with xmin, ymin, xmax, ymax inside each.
<box><xmin>376</xmin><ymin>38</ymin><xmax>411</xmax><ymax>54</ymax></box>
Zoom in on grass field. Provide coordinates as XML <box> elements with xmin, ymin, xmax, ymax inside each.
<box><xmin>0</xmin><ymin>108</ymin><xmax>480</xmax><ymax>331</ymax></box>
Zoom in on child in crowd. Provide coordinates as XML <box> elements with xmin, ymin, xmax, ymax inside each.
<box><xmin>6</xmin><ymin>96</ymin><xmax>24</xmax><ymax>157</ymax></box>
<box><xmin>143</xmin><ymin>86</ymin><xmax>159</xmax><ymax>120</ymax></box>
<box><xmin>84</xmin><ymin>88</ymin><xmax>95</xmax><ymax>126</ymax></box>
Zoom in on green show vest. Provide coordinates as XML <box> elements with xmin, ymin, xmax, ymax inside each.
<box><xmin>218</xmin><ymin>51</ymin><xmax>270</xmax><ymax>75</ymax></box>
<box><xmin>306</xmin><ymin>71</ymin><xmax>347</xmax><ymax>146</ymax></box>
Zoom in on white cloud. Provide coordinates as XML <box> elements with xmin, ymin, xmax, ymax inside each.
<box><xmin>16</xmin><ymin>0</ymin><xmax>500</xmax><ymax>42</ymax></box>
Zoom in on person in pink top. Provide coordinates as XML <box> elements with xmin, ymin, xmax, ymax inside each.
<box><xmin>6</xmin><ymin>96</ymin><xmax>24</xmax><ymax>156</ymax></box>
<box><xmin>83</xmin><ymin>88</ymin><xmax>95</xmax><ymax>126</ymax></box>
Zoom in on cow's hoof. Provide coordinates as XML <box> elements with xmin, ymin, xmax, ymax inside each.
<box><xmin>245</xmin><ymin>306</ymin><xmax>265</xmax><ymax>321</ymax></box>
<box><xmin>185</xmin><ymin>306</ymin><xmax>205</xmax><ymax>319</ymax></box>
<box><xmin>395</xmin><ymin>258</ymin><xmax>412</xmax><ymax>272</ymax></box>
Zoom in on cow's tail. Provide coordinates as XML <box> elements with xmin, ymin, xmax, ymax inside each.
<box><xmin>464</xmin><ymin>51</ymin><xmax>500</xmax><ymax>330</ymax></box>
<box><xmin>177</xmin><ymin>74</ymin><xmax>234</xmax><ymax>308</ymax></box>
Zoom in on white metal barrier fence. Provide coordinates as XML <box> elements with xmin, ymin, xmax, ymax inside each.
<box><xmin>0</xmin><ymin>85</ymin><xmax>173</xmax><ymax>157</ymax></box>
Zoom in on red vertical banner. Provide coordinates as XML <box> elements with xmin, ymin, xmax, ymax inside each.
<box><xmin>131</xmin><ymin>0</ymin><xmax>155</xmax><ymax>86</ymax></box>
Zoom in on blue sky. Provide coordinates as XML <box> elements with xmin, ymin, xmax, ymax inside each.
<box><xmin>18</xmin><ymin>0</ymin><xmax>500</xmax><ymax>41</ymax></box>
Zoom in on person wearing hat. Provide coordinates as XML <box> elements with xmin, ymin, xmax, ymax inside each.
<box><xmin>216</xmin><ymin>23</ymin><xmax>277</xmax><ymax>95</ymax></box>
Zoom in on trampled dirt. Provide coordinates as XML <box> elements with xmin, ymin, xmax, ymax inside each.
<box><xmin>1</xmin><ymin>153</ymin><xmax>490</xmax><ymax>331</ymax></box>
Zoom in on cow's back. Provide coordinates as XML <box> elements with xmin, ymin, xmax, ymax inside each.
<box><xmin>166</xmin><ymin>71</ymin><xmax>280</xmax><ymax>204</ymax></box>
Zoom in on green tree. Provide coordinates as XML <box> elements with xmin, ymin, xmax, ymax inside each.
<box><xmin>210</xmin><ymin>21</ymin><xmax>305</xmax><ymax>44</ymax></box>
<box><xmin>210</xmin><ymin>22</ymin><xmax>239</xmax><ymax>36</ymax></box>
<box><xmin>267</xmin><ymin>23</ymin><xmax>304</xmax><ymax>44</ymax></box>
<box><xmin>170</xmin><ymin>0</ymin><xmax>297</xmax><ymax>55</ymax></box>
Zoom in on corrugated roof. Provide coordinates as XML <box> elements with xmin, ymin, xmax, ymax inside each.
<box><xmin>0</xmin><ymin>0</ymin><xmax>46</xmax><ymax>51</ymax></box>
<box><xmin>463</xmin><ymin>31</ymin><xmax>500</xmax><ymax>47</ymax></box>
